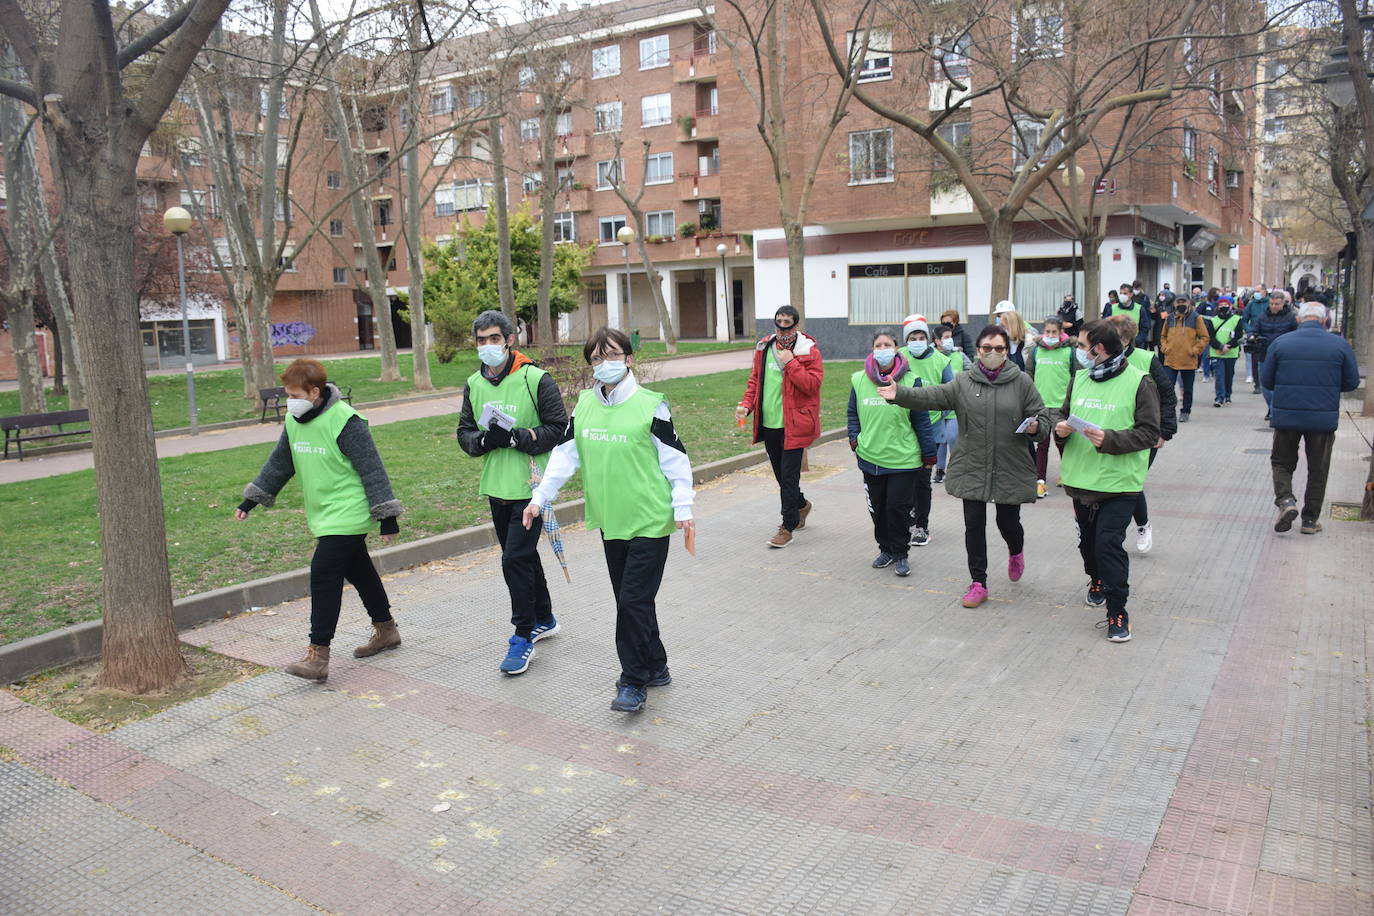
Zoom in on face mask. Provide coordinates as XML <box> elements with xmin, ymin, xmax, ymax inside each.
<box><xmin>873</xmin><ymin>348</ymin><xmax>896</xmax><ymax>367</ymax></box>
<box><xmin>286</xmin><ymin>397</ymin><xmax>315</xmax><ymax>418</ymax></box>
<box><xmin>477</xmin><ymin>344</ymin><xmax>507</xmax><ymax>367</ymax></box>
<box><xmin>993</xmin><ymin>316</ymin><xmax>1002</xmax><ymax>326</ymax></box>
<box><xmin>774</xmin><ymin>319</ymin><xmax>794</xmax><ymax>331</ymax></box>
<box><xmin>940</xmin><ymin>339</ymin><xmax>954</xmax><ymax>352</ymax></box>
<box><xmin>1176</xmin><ymin>304</ymin><xmax>1188</xmax><ymax>312</ymax></box>
<box><xmin>1041</xmin><ymin>336</ymin><xmax>1060</xmax><ymax>347</ymax></box>
<box><xmin>1218</xmin><ymin>307</ymin><xmax>1231</xmax><ymax>317</ymax></box>
<box><xmin>907</xmin><ymin>340</ymin><xmax>929</xmax><ymax>357</ymax></box>
<box><xmin>592</xmin><ymin>360</ymin><xmax>628</xmax><ymax>385</ymax></box>
<box><xmin>1075</xmin><ymin>349</ymin><xmax>1095</xmax><ymax>369</ymax></box>
<box><xmin>977</xmin><ymin>350</ymin><xmax>1006</xmax><ymax>370</ymax></box>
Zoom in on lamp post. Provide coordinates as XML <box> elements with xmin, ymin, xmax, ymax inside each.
<box><xmin>716</xmin><ymin>242</ymin><xmax>730</xmax><ymax>339</ymax></box>
<box><xmin>162</xmin><ymin>206</ymin><xmax>199</xmax><ymax>435</ymax></box>
<box><xmin>616</xmin><ymin>225</ymin><xmax>636</xmax><ymax>328</ymax></box>
<box><xmin>1061</xmin><ymin>161</ymin><xmax>1086</xmax><ymax>306</ymax></box>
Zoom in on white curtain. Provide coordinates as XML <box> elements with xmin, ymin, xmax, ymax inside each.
<box><xmin>1014</xmin><ymin>271</ymin><xmax>1081</xmax><ymax>318</ymax></box>
<box><xmin>849</xmin><ymin>277</ymin><xmax>907</xmax><ymax>324</ymax></box>
<box><xmin>907</xmin><ymin>274</ymin><xmax>966</xmax><ymax>317</ymax></box>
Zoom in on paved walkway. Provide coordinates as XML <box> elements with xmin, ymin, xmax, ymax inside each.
<box><xmin>0</xmin><ymin>349</ymin><xmax>754</xmax><ymax>485</ymax></box>
<box><xmin>1</xmin><ymin>386</ymin><xmax>1371</xmax><ymax>914</ymax></box>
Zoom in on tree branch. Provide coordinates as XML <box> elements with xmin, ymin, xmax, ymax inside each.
<box><xmin>0</xmin><ymin>77</ymin><xmax>36</xmax><ymax>107</ymax></box>
<box><xmin>0</xmin><ymin>0</ymin><xmax>43</xmax><ymax>84</ymax></box>
<box><xmin>134</xmin><ymin>0</ymin><xmax>233</xmax><ymax>134</ymax></box>
<box><xmin>117</xmin><ymin>2</ymin><xmax>196</xmax><ymax>69</ymax></box>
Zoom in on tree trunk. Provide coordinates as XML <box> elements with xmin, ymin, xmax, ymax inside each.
<box><xmin>490</xmin><ymin>109</ymin><xmax>517</xmax><ymax>321</ymax></box>
<box><xmin>49</xmin><ymin>320</ymin><xmax>64</xmax><ymax>397</ymax></box>
<box><xmin>8</xmin><ymin>298</ymin><xmax>46</xmax><ymax>414</ymax></box>
<box><xmin>1354</xmin><ymin>225</ymin><xmax>1373</xmax><ymax>416</ymax></box>
<box><xmin>782</xmin><ymin>216</ymin><xmax>805</xmax><ymax>323</ymax></box>
<box><xmin>39</xmin><ymin>238</ymin><xmax>84</xmax><ymax>407</ymax></box>
<box><xmin>241</xmin><ymin>285</ymin><xmax>277</xmax><ymax>395</ymax></box>
<box><xmin>634</xmin><ymin>237</ymin><xmax>677</xmax><ymax>354</ymax></box>
<box><xmin>988</xmin><ymin>216</ymin><xmax>1015</xmax><ymax>310</ymax></box>
<box><xmin>404</xmin><ymin>22</ymin><xmax>432</xmax><ymax>392</ymax></box>
<box><xmin>1081</xmin><ymin>232</ymin><xmax>1105</xmax><ymax>322</ymax></box>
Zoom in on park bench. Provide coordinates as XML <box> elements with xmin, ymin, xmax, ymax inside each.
<box><xmin>1</xmin><ymin>408</ymin><xmax>92</xmax><ymax>460</ymax></box>
<box><xmin>259</xmin><ymin>385</ymin><xmax>353</xmax><ymax>423</ymax></box>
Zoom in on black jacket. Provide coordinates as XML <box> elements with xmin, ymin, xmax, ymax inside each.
<box><xmin>456</xmin><ymin>352</ymin><xmax>569</xmax><ymax>460</ymax></box>
<box><xmin>1250</xmin><ymin>307</ymin><xmax>1298</xmax><ymax>362</ymax></box>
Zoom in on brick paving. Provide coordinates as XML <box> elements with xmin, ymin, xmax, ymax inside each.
<box><xmin>1</xmin><ymin>387</ymin><xmax>1371</xmax><ymax>914</ymax></box>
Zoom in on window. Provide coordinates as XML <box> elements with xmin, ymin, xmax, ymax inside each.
<box><xmin>274</xmin><ymin>196</ymin><xmax>292</xmax><ymax>222</ymax></box>
<box><xmin>594</xmin><ymin>101</ymin><xmax>623</xmax><ymax>133</ymax></box>
<box><xmin>641</xmin><ymin>93</ymin><xmax>672</xmax><ymax>127</ymax></box>
<box><xmin>454</xmin><ymin>178</ymin><xmax>487</xmax><ymax>211</ymax></box>
<box><xmin>180</xmin><ymin>188</ymin><xmax>211</xmax><ymax>218</ymax></box>
<box><xmin>472</xmin><ymin>133</ymin><xmax>491</xmax><ymax>162</ymax></box>
<box><xmin>280</xmin><ymin>241</ymin><xmax>297</xmax><ymax>272</ymax></box>
<box><xmin>430</xmin><ymin>87</ymin><xmax>454</xmax><ymax>115</ymax></box>
<box><xmin>431</xmin><ymin>136</ymin><xmax>456</xmax><ymax>165</ymax></box>
<box><xmin>1207</xmin><ymin>148</ymin><xmax>1219</xmax><ymax>193</ymax></box>
<box><xmin>1225</xmin><ymin>169</ymin><xmax>1242</xmax><ymax>189</ymax></box>
<box><xmin>848</xmin><ymin>128</ymin><xmax>894</xmax><ymax>184</ymax></box>
<box><xmin>327</xmin><ymin>171</ymin><xmax>342</xmax><ymax>189</ymax></box>
<box><xmin>557</xmin><ymin>166</ymin><xmax>576</xmax><ymax>190</ymax></box>
<box><xmin>373</xmin><ymin>151</ymin><xmax>389</xmax><ymax>179</ymax></box>
<box><xmin>1266</xmin><ymin>59</ymin><xmax>1290</xmax><ymax>81</ymax></box>
<box><xmin>553</xmin><ymin>211</ymin><xmax>575</xmax><ymax>242</ymax></box>
<box><xmin>323</xmin><ymin>121</ymin><xmax>339</xmax><ymax>141</ymax></box>
<box><xmin>524</xmin><ymin>173</ymin><xmax>542</xmax><ymax>195</ymax></box>
<box><xmin>597</xmin><ymin>158</ymin><xmax>623</xmax><ymax>189</ymax></box>
<box><xmin>555</xmin><ymin>110</ymin><xmax>574</xmax><ymax>136</ymax></box>
<box><xmin>467</xmin><ymin>87</ymin><xmax>488</xmax><ymax>108</ymax></box>
<box><xmin>705</xmin><ymin>86</ymin><xmax>719</xmax><ymax>115</ymax></box>
<box><xmin>330</xmin><ymin>219</ymin><xmax>345</xmax><ymax>237</ymax></box>
<box><xmin>935</xmin><ymin>118</ymin><xmax>972</xmax><ymax>158</ymax></box>
<box><xmin>1016</xmin><ymin>5</ymin><xmax>1064</xmax><ymax>59</ymax></box>
<box><xmin>520</xmin><ymin>118</ymin><xmax>540</xmax><ymax>142</ymax></box>
<box><xmin>645</xmin><ymin>209</ymin><xmax>675</xmax><ymax>237</ymax></box>
<box><xmin>1011</xmin><ymin>116</ymin><xmax>1063</xmax><ymax>168</ymax></box>
<box><xmin>376</xmin><ymin>202</ymin><xmax>391</xmax><ymax>226</ymax></box>
<box><xmin>260</xmin><ymin>87</ymin><xmax>287</xmax><ymax>119</ymax></box>
<box><xmin>1182</xmin><ymin>125</ymin><xmax>1198</xmax><ymax>163</ymax></box>
<box><xmin>140</xmin><ymin>140</ymin><xmax>152</xmax><ymax>158</ymax></box>
<box><xmin>932</xmin><ymin>33</ymin><xmax>970</xmax><ymax>80</ymax></box>
<box><xmin>435</xmin><ymin>184</ymin><xmax>456</xmax><ymax>217</ymax></box>
<box><xmin>276</xmin><ymin>137</ymin><xmax>289</xmax><ymax>169</ymax></box>
<box><xmin>640</xmin><ymin>35</ymin><xmax>670</xmax><ymax>70</ymax></box>
<box><xmin>849</xmin><ymin>261</ymin><xmax>968</xmax><ymax>324</ymax></box>
<box><xmin>599</xmin><ymin>215</ymin><xmax>627</xmax><ymax>242</ymax></box>
<box><xmin>645</xmin><ymin>151</ymin><xmax>674</xmax><ymax>184</ymax></box>
<box><xmin>593</xmin><ymin>44</ymin><xmax>621</xmax><ymax>78</ymax></box>
<box><xmin>846</xmin><ymin>26</ymin><xmax>892</xmax><ymax>82</ymax></box>
<box><xmin>178</xmin><ymin>137</ymin><xmax>203</xmax><ymax>166</ymax></box>
<box><xmin>1013</xmin><ymin>257</ymin><xmax>1081</xmax><ymax>314</ymax></box>
<box><xmin>333</xmin><ymin>266</ymin><xmax>348</xmax><ymax>284</ymax></box>
<box><xmin>212</xmin><ymin>236</ymin><xmax>236</xmax><ymax>267</ymax></box>
<box><xmin>518</xmin><ymin>66</ymin><xmax>535</xmax><ymax>87</ymax></box>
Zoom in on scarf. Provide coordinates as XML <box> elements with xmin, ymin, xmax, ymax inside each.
<box><xmin>1089</xmin><ymin>351</ymin><xmax>1128</xmax><ymax>382</ymax></box>
<box><xmin>773</xmin><ymin>329</ymin><xmax>799</xmax><ymax>350</ymax></box>
<box><xmin>976</xmin><ymin>361</ymin><xmax>1004</xmax><ymax>382</ymax></box>
<box><xmin>865</xmin><ymin>350</ymin><xmax>908</xmax><ymax>384</ymax></box>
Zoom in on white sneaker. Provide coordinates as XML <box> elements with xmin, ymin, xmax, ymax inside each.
<box><xmin>1244</xmin><ymin>375</ymin><xmax>1253</xmax><ymax>384</ymax></box>
<box><xmin>1136</xmin><ymin>523</ymin><xmax>1153</xmax><ymax>553</ymax></box>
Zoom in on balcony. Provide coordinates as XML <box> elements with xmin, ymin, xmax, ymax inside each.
<box><xmin>589</xmin><ymin>232</ymin><xmax>749</xmax><ymax>269</ymax></box>
<box><xmin>676</xmin><ymin>169</ymin><xmax>721</xmax><ymax>200</ymax></box>
<box><xmin>557</xmin><ymin>186</ymin><xmax>592</xmax><ymax>212</ymax></box>
<box><xmin>536</xmin><ymin>131</ymin><xmax>589</xmax><ymax>161</ymax></box>
<box><xmin>682</xmin><ymin>110</ymin><xmax>720</xmax><ymax>142</ymax></box>
<box><xmin>673</xmin><ymin>52</ymin><xmax>718</xmax><ymax>83</ymax></box>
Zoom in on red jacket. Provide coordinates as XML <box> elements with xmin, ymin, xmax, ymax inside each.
<box><xmin>739</xmin><ymin>332</ymin><xmax>824</xmax><ymax>449</ymax></box>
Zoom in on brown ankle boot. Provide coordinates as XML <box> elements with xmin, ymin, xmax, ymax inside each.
<box><xmin>354</xmin><ymin>620</ymin><xmax>401</xmax><ymax>658</ymax></box>
<box><xmin>285</xmin><ymin>644</ymin><xmax>330</xmax><ymax>681</ymax></box>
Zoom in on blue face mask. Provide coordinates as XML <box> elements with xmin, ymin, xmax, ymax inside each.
<box><xmin>907</xmin><ymin>340</ymin><xmax>929</xmax><ymax>357</ymax></box>
<box><xmin>593</xmin><ymin>360</ymin><xmax>628</xmax><ymax>385</ymax></box>
<box><xmin>872</xmin><ymin>348</ymin><xmax>896</xmax><ymax>367</ymax></box>
<box><xmin>477</xmin><ymin>344</ymin><xmax>507</xmax><ymax>367</ymax></box>
<box><xmin>994</xmin><ymin>316</ymin><xmax>1002</xmax><ymax>326</ymax></box>
<box><xmin>1075</xmin><ymin>348</ymin><xmax>1095</xmax><ymax>369</ymax></box>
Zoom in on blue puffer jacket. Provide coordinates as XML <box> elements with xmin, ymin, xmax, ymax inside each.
<box><xmin>1260</xmin><ymin>323</ymin><xmax>1361</xmax><ymax>432</ymax></box>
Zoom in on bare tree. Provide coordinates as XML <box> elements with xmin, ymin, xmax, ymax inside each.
<box><xmin>0</xmin><ymin>68</ymin><xmax>49</xmax><ymax>414</ymax></box>
<box><xmin>607</xmin><ymin>135</ymin><xmax>679</xmax><ymax>354</ymax></box>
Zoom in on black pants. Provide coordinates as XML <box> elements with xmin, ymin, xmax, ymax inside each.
<box><xmin>602</xmin><ymin>535</ymin><xmax>670</xmax><ymax>689</ymax></box>
<box><xmin>490</xmin><ymin>496</ymin><xmax>552</xmax><ymax>638</ymax></box>
<box><xmin>1073</xmin><ymin>494</ymin><xmax>1136</xmax><ymax>614</ymax></box>
<box><xmin>1133</xmin><ymin>448</ymin><xmax>1159</xmax><ymax>526</ymax></box>
<box><xmin>962</xmin><ymin>501</ymin><xmax>1024</xmax><ymax>586</ymax></box>
<box><xmin>761</xmin><ymin>426</ymin><xmax>806</xmax><ymax>530</ymax></box>
<box><xmin>911</xmin><ymin>466</ymin><xmax>933</xmax><ymax>530</ymax></box>
<box><xmin>1165</xmin><ymin>367</ymin><xmax>1195</xmax><ymax>415</ymax></box>
<box><xmin>1271</xmin><ymin>429</ymin><xmax>1335</xmax><ymax>525</ymax></box>
<box><xmin>309</xmin><ymin>534</ymin><xmax>392</xmax><ymax>646</ymax></box>
<box><xmin>863</xmin><ymin>470</ymin><xmax>916</xmax><ymax>557</ymax></box>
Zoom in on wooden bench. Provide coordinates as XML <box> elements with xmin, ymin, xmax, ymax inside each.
<box><xmin>259</xmin><ymin>385</ymin><xmax>353</xmax><ymax>423</ymax></box>
<box><xmin>1</xmin><ymin>409</ymin><xmax>92</xmax><ymax>460</ymax></box>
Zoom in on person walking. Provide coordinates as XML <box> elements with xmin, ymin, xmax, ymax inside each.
<box><xmin>736</xmin><ymin>305</ymin><xmax>824</xmax><ymax>548</ymax></box>
<box><xmin>1055</xmin><ymin>321</ymin><xmax>1161</xmax><ymax>642</ymax></box>
<box><xmin>1026</xmin><ymin>316</ymin><xmax>1073</xmax><ymax>498</ymax></box>
<box><xmin>901</xmin><ymin>314</ymin><xmax>953</xmax><ymax>545</ymax></box>
<box><xmin>992</xmin><ymin>300</ymin><xmax>1035</xmax><ymax>369</ymax></box>
<box><xmin>877</xmin><ymin>325</ymin><xmax>1049</xmax><ymax>609</ymax></box>
<box><xmin>1131</xmin><ymin>280</ymin><xmax>1155</xmax><ymax>349</ymax></box>
<box><xmin>234</xmin><ymin>359</ymin><xmax>404</xmax><ymax>681</ymax></box>
<box><xmin>1242</xmin><ymin>286</ymin><xmax>1270</xmax><ymax>390</ymax></box>
<box><xmin>940</xmin><ymin>309</ymin><xmax>977</xmax><ymax>362</ymax></box>
<box><xmin>933</xmin><ymin>323</ymin><xmax>969</xmax><ymax>483</ymax></box>
<box><xmin>847</xmin><ymin>329</ymin><xmax>937</xmax><ymax>577</ymax></box>
<box><xmin>525</xmin><ymin>328</ymin><xmax>695</xmax><ymax>713</ymax></box>
<box><xmin>1056</xmin><ymin>294</ymin><xmax>1082</xmax><ymax>338</ymax></box>
<box><xmin>1195</xmin><ymin>292</ymin><xmax>1217</xmax><ymax>381</ymax></box>
<box><xmin>1206</xmin><ymin>295</ymin><xmax>1244</xmax><ymax>406</ymax></box>
<box><xmin>457</xmin><ymin>310</ymin><xmax>570</xmax><ymax>676</ymax></box>
<box><xmin>1261</xmin><ymin>299</ymin><xmax>1360</xmax><ymax>535</ymax></box>
<box><xmin>1249</xmin><ymin>291</ymin><xmax>1298</xmax><ymax>421</ymax></box>
<box><xmin>1107</xmin><ymin>315</ymin><xmax>1178</xmax><ymax>554</ymax></box>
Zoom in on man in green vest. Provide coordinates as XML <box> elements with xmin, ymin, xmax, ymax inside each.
<box><xmin>901</xmin><ymin>314</ymin><xmax>952</xmax><ymax>546</ymax></box>
<box><xmin>1206</xmin><ymin>295</ymin><xmax>1243</xmax><ymax>406</ymax></box>
<box><xmin>458</xmin><ymin>310</ymin><xmax>569</xmax><ymax>676</ymax></box>
<box><xmin>1054</xmin><ymin>321</ymin><xmax>1161</xmax><ymax>643</ymax></box>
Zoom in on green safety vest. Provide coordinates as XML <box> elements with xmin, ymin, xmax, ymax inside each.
<box><xmin>1208</xmin><ymin>314</ymin><xmax>1242</xmax><ymax>358</ymax></box>
<box><xmin>761</xmin><ymin>345</ymin><xmax>784</xmax><ymax>428</ymax></box>
<box><xmin>574</xmin><ymin>386</ymin><xmax>676</xmax><ymax>540</ymax></box>
<box><xmin>1126</xmin><ymin>347</ymin><xmax>1153</xmax><ymax>374</ymax></box>
<box><xmin>467</xmin><ymin>364</ymin><xmax>550</xmax><ymax>500</ymax></box>
<box><xmin>1112</xmin><ymin>300</ymin><xmax>1141</xmax><ymax>321</ymax></box>
<box><xmin>286</xmin><ymin>400</ymin><xmax>374</xmax><ymax>537</ymax></box>
<box><xmin>907</xmin><ymin>350</ymin><xmax>950</xmax><ymax>426</ymax></box>
<box><xmin>1030</xmin><ymin>344</ymin><xmax>1072</xmax><ymax>410</ymax></box>
<box><xmin>852</xmin><ymin>367</ymin><xmax>923</xmax><ymax>469</ymax></box>
<box><xmin>1060</xmin><ymin>366</ymin><xmax>1151</xmax><ymax>493</ymax></box>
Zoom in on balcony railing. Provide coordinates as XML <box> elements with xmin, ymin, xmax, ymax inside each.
<box><xmin>676</xmin><ymin>169</ymin><xmax>721</xmax><ymax>200</ymax></box>
<box><xmin>683</xmin><ymin>110</ymin><xmax>720</xmax><ymax>142</ymax></box>
<box><xmin>673</xmin><ymin>51</ymin><xmax>718</xmax><ymax>83</ymax></box>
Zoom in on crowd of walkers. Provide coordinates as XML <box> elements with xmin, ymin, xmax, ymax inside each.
<box><xmin>231</xmin><ymin>278</ymin><xmax>1360</xmax><ymax>713</ymax></box>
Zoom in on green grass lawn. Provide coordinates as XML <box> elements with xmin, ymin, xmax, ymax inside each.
<box><xmin>0</xmin><ymin>341</ymin><xmax>752</xmax><ymax>432</ymax></box>
<box><xmin>0</xmin><ymin>362</ymin><xmax>858</xmax><ymax>646</ymax></box>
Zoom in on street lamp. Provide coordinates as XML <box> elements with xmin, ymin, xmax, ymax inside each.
<box><xmin>616</xmin><ymin>225</ymin><xmax>636</xmax><ymax>328</ymax></box>
<box><xmin>716</xmin><ymin>242</ymin><xmax>729</xmax><ymax>339</ymax></box>
<box><xmin>1061</xmin><ymin>161</ymin><xmax>1086</xmax><ymax>305</ymax></box>
<box><xmin>162</xmin><ymin>206</ymin><xmax>199</xmax><ymax>435</ymax></box>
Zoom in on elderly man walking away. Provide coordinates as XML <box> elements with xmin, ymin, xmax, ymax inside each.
<box><xmin>1261</xmin><ymin>296</ymin><xmax>1361</xmax><ymax>535</ymax></box>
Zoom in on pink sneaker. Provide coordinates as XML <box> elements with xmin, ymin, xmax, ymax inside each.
<box><xmin>961</xmin><ymin>582</ymin><xmax>988</xmax><ymax>608</ymax></box>
<box><xmin>1008</xmin><ymin>552</ymin><xmax>1025</xmax><ymax>582</ymax></box>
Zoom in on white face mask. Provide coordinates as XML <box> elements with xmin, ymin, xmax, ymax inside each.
<box><xmin>593</xmin><ymin>360</ymin><xmax>628</xmax><ymax>385</ymax></box>
<box><xmin>477</xmin><ymin>344</ymin><xmax>507</xmax><ymax>367</ymax></box>
<box><xmin>286</xmin><ymin>397</ymin><xmax>315</xmax><ymax>418</ymax></box>
<box><xmin>1041</xmin><ymin>336</ymin><xmax>1060</xmax><ymax>347</ymax></box>
<box><xmin>939</xmin><ymin>339</ymin><xmax>954</xmax><ymax>352</ymax></box>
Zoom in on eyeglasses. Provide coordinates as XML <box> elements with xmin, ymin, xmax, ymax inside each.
<box><xmin>977</xmin><ymin>345</ymin><xmax>1007</xmax><ymax>354</ymax></box>
<box><xmin>589</xmin><ymin>350</ymin><xmax>625</xmax><ymax>365</ymax></box>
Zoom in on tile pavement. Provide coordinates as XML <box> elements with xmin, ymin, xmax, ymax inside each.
<box><xmin>1</xmin><ymin>386</ymin><xmax>1371</xmax><ymax>914</ymax></box>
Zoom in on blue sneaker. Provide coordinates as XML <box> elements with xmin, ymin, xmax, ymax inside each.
<box><xmin>610</xmin><ymin>684</ymin><xmax>647</xmax><ymax>712</ymax></box>
<box><xmin>894</xmin><ymin>557</ymin><xmax>910</xmax><ymax>577</ymax></box>
<box><xmin>499</xmin><ymin>635</ymin><xmax>535</xmax><ymax>675</ymax></box>
<box><xmin>529</xmin><ymin>617</ymin><xmax>560</xmax><ymax>642</ymax></box>
<box><xmin>647</xmin><ymin>667</ymin><xmax>672</xmax><ymax>687</ymax></box>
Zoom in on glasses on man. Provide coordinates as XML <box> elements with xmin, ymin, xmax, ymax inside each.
<box><xmin>589</xmin><ymin>350</ymin><xmax>626</xmax><ymax>366</ymax></box>
<box><xmin>977</xmin><ymin>345</ymin><xmax>1007</xmax><ymax>353</ymax></box>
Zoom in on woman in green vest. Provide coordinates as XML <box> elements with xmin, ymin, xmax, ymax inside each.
<box><xmin>524</xmin><ymin>327</ymin><xmax>695</xmax><ymax>714</ymax></box>
<box><xmin>236</xmin><ymin>359</ymin><xmax>404</xmax><ymax>681</ymax></box>
<box><xmin>933</xmin><ymin>323</ymin><xmax>968</xmax><ymax>484</ymax></box>
<box><xmin>1026</xmin><ymin>317</ymin><xmax>1072</xmax><ymax>499</ymax></box>
<box><xmin>1206</xmin><ymin>295</ymin><xmax>1244</xmax><ymax>406</ymax></box>
<box><xmin>1053</xmin><ymin>321</ymin><xmax>1162</xmax><ymax>643</ymax></box>
<box><xmin>900</xmin><ymin>315</ymin><xmax>952</xmax><ymax>547</ymax></box>
<box><xmin>847</xmin><ymin>328</ymin><xmax>938</xmax><ymax>577</ymax></box>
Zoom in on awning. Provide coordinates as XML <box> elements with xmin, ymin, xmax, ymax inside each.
<box><xmin>1135</xmin><ymin>238</ymin><xmax>1182</xmax><ymax>263</ymax></box>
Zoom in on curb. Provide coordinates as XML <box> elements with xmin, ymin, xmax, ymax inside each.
<box><xmin>0</xmin><ymin>427</ymin><xmax>847</xmax><ymax>683</ymax></box>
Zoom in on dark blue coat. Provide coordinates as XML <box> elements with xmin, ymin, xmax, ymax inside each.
<box><xmin>1260</xmin><ymin>323</ymin><xmax>1361</xmax><ymax>432</ymax></box>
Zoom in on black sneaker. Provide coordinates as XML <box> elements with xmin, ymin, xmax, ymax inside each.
<box><xmin>1099</xmin><ymin>611</ymin><xmax>1132</xmax><ymax>642</ymax></box>
<box><xmin>871</xmin><ymin>552</ymin><xmax>895</xmax><ymax>569</ymax></box>
<box><xmin>933</xmin><ymin>469</ymin><xmax>945</xmax><ymax>484</ymax></box>
<box><xmin>610</xmin><ymin>684</ymin><xmax>647</xmax><ymax>712</ymax></box>
<box><xmin>894</xmin><ymin>556</ymin><xmax>910</xmax><ymax>577</ymax></box>
<box><xmin>1274</xmin><ymin>498</ymin><xmax>1298</xmax><ymax>533</ymax></box>
<box><xmin>1179</xmin><ymin>412</ymin><xmax>1189</xmax><ymax>423</ymax></box>
<box><xmin>646</xmin><ymin>667</ymin><xmax>672</xmax><ymax>687</ymax></box>
<box><xmin>1085</xmin><ymin>579</ymin><xmax>1105</xmax><ymax>607</ymax></box>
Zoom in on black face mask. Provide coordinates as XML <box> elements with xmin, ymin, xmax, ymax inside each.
<box><xmin>1218</xmin><ymin>307</ymin><xmax>1231</xmax><ymax>316</ymax></box>
<box><xmin>1175</xmin><ymin>304</ymin><xmax>1188</xmax><ymax>312</ymax></box>
<box><xmin>774</xmin><ymin>319</ymin><xmax>793</xmax><ymax>331</ymax></box>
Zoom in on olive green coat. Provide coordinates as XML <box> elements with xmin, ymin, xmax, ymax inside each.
<box><xmin>892</xmin><ymin>363</ymin><xmax>1049</xmax><ymax>504</ymax></box>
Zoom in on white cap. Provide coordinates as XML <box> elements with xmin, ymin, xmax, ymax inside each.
<box><xmin>992</xmin><ymin>300</ymin><xmax>1017</xmax><ymax>314</ymax></box>
<box><xmin>901</xmin><ymin>314</ymin><xmax>929</xmax><ymax>339</ymax></box>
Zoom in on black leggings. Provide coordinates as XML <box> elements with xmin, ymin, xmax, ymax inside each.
<box><xmin>962</xmin><ymin>501</ymin><xmax>1024</xmax><ymax>586</ymax></box>
<box><xmin>309</xmin><ymin>534</ymin><xmax>392</xmax><ymax>646</ymax></box>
